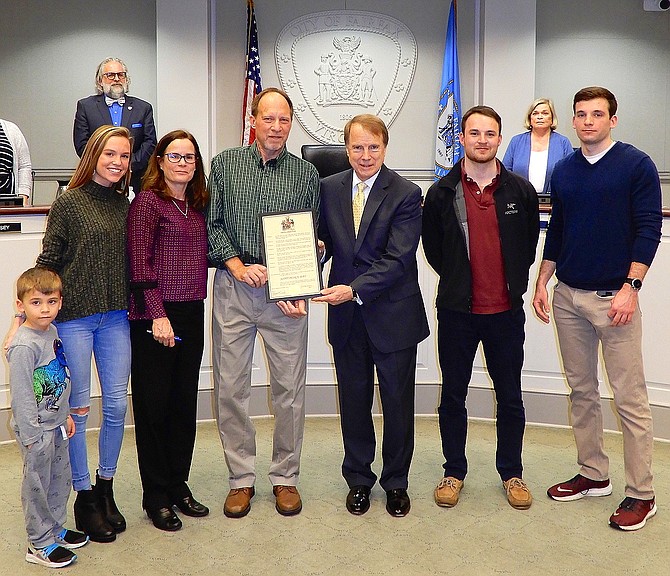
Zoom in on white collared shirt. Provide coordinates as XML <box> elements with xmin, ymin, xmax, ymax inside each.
<box><xmin>351</xmin><ymin>170</ymin><xmax>380</xmax><ymax>204</ymax></box>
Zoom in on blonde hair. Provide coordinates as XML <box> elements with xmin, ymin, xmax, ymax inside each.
<box><xmin>68</xmin><ymin>125</ymin><xmax>132</xmax><ymax>194</ymax></box>
<box><xmin>524</xmin><ymin>98</ymin><xmax>558</xmax><ymax>131</ymax></box>
<box><xmin>17</xmin><ymin>267</ymin><xmax>62</xmax><ymax>301</ymax></box>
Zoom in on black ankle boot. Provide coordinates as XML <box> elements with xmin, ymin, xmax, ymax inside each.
<box><xmin>95</xmin><ymin>472</ymin><xmax>127</xmax><ymax>533</ymax></box>
<box><xmin>74</xmin><ymin>488</ymin><xmax>116</xmax><ymax>543</ymax></box>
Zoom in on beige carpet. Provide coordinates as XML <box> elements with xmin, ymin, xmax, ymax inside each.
<box><xmin>0</xmin><ymin>416</ymin><xmax>668</xmax><ymax>575</ymax></box>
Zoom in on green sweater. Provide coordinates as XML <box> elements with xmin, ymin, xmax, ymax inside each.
<box><xmin>37</xmin><ymin>180</ymin><xmax>129</xmax><ymax>322</ymax></box>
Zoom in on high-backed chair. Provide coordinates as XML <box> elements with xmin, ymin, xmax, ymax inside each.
<box><xmin>301</xmin><ymin>144</ymin><xmax>350</xmax><ymax>179</ymax></box>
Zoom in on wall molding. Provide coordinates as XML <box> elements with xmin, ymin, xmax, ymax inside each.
<box><xmin>3</xmin><ymin>386</ymin><xmax>670</xmax><ymax>445</ymax></box>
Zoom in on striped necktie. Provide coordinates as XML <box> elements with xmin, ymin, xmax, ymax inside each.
<box><xmin>353</xmin><ymin>181</ymin><xmax>366</xmax><ymax>236</ymax></box>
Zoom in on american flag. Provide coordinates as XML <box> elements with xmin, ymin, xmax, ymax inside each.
<box><xmin>242</xmin><ymin>0</ymin><xmax>262</xmax><ymax>146</ymax></box>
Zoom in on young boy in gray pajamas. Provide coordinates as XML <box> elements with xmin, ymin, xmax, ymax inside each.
<box><xmin>7</xmin><ymin>267</ymin><xmax>89</xmax><ymax>568</ymax></box>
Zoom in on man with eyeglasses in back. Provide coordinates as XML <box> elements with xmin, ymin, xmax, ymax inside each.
<box><xmin>74</xmin><ymin>57</ymin><xmax>157</xmax><ymax>193</ymax></box>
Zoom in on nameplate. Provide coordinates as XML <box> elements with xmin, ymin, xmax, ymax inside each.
<box><xmin>276</xmin><ymin>11</ymin><xmax>417</xmax><ymax>144</ymax></box>
<box><xmin>0</xmin><ymin>223</ymin><xmax>21</xmax><ymax>233</ymax></box>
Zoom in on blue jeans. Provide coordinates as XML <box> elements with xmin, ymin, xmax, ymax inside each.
<box><xmin>56</xmin><ymin>310</ymin><xmax>130</xmax><ymax>491</ymax></box>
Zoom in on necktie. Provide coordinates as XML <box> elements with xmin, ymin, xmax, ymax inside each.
<box><xmin>353</xmin><ymin>181</ymin><xmax>366</xmax><ymax>236</ymax></box>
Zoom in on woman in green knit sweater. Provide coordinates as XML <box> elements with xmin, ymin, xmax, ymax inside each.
<box><xmin>36</xmin><ymin>125</ymin><xmax>132</xmax><ymax>544</ymax></box>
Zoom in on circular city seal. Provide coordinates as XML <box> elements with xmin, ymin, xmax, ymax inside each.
<box><xmin>276</xmin><ymin>11</ymin><xmax>418</xmax><ymax>143</ymax></box>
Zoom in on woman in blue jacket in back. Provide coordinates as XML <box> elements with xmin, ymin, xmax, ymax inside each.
<box><xmin>503</xmin><ymin>98</ymin><xmax>573</xmax><ymax>194</ymax></box>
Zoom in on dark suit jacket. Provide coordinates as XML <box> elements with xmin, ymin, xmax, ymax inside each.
<box><xmin>73</xmin><ymin>94</ymin><xmax>157</xmax><ymax>190</ymax></box>
<box><xmin>319</xmin><ymin>164</ymin><xmax>429</xmax><ymax>354</ymax></box>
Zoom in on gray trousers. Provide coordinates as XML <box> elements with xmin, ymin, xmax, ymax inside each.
<box><xmin>212</xmin><ymin>269</ymin><xmax>308</xmax><ymax>488</ymax></box>
<box><xmin>17</xmin><ymin>425</ymin><xmax>72</xmax><ymax>548</ymax></box>
<box><xmin>552</xmin><ymin>282</ymin><xmax>654</xmax><ymax>499</ymax></box>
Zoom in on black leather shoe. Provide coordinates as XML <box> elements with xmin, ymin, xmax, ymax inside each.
<box><xmin>386</xmin><ymin>488</ymin><xmax>411</xmax><ymax>517</ymax></box>
<box><xmin>173</xmin><ymin>495</ymin><xmax>210</xmax><ymax>517</ymax></box>
<box><xmin>146</xmin><ymin>507</ymin><xmax>182</xmax><ymax>532</ymax></box>
<box><xmin>346</xmin><ymin>485</ymin><xmax>371</xmax><ymax>515</ymax></box>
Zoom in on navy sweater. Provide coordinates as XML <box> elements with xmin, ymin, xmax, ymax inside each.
<box><xmin>543</xmin><ymin>142</ymin><xmax>662</xmax><ymax>291</ymax></box>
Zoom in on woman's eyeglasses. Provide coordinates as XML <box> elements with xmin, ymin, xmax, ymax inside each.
<box><xmin>162</xmin><ymin>153</ymin><xmax>197</xmax><ymax>164</ymax></box>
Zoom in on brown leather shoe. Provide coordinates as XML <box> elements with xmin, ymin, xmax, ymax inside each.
<box><xmin>224</xmin><ymin>487</ymin><xmax>255</xmax><ymax>518</ymax></box>
<box><xmin>273</xmin><ymin>485</ymin><xmax>302</xmax><ymax>516</ymax></box>
<box><xmin>434</xmin><ymin>477</ymin><xmax>463</xmax><ymax>508</ymax></box>
<box><xmin>503</xmin><ymin>477</ymin><xmax>533</xmax><ymax>510</ymax></box>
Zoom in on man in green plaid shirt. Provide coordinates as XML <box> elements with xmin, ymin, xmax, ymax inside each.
<box><xmin>207</xmin><ymin>88</ymin><xmax>319</xmax><ymax>519</ymax></box>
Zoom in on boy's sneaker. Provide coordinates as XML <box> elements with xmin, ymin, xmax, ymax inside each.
<box><xmin>547</xmin><ymin>474</ymin><xmax>612</xmax><ymax>501</ymax></box>
<box><xmin>609</xmin><ymin>497</ymin><xmax>657</xmax><ymax>531</ymax></box>
<box><xmin>55</xmin><ymin>528</ymin><xmax>89</xmax><ymax>549</ymax></box>
<box><xmin>26</xmin><ymin>543</ymin><xmax>77</xmax><ymax>568</ymax></box>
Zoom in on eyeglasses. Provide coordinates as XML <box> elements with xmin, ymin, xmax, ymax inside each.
<box><xmin>163</xmin><ymin>153</ymin><xmax>197</xmax><ymax>164</ymax></box>
<box><xmin>102</xmin><ymin>72</ymin><xmax>127</xmax><ymax>80</ymax></box>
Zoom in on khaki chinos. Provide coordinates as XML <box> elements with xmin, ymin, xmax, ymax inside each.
<box><xmin>212</xmin><ymin>268</ymin><xmax>308</xmax><ymax>489</ymax></box>
<box><xmin>552</xmin><ymin>281</ymin><xmax>654</xmax><ymax>499</ymax></box>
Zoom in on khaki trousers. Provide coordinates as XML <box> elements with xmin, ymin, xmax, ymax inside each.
<box><xmin>552</xmin><ymin>281</ymin><xmax>654</xmax><ymax>499</ymax></box>
<box><xmin>212</xmin><ymin>269</ymin><xmax>308</xmax><ymax>488</ymax></box>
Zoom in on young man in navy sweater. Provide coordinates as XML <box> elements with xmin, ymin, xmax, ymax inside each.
<box><xmin>533</xmin><ymin>86</ymin><xmax>663</xmax><ymax>531</ymax></box>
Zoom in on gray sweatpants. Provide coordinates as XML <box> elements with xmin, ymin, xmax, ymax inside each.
<box><xmin>16</xmin><ymin>425</ymin><xmax>72</xmax><ymax>548</ymax></box>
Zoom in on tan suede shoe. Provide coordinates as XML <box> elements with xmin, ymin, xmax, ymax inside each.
<box><xmin>273</xmin><ymin>485</ymin><xmax>302</xmax><ymax>516</ymax></box>
<box><xmin>503</xmin><ymin>477</ymin><xmax>533</xmax><ymax>510</ymax></box>
<box><xmin>434</xmin><ymin>477</ymin><xmax>464</xmax><ymax>507</ymax></box>
<box><xmin>224</xmin><ymin>487</ymin><xmax>255</xmax><ymax>518</ymax></box>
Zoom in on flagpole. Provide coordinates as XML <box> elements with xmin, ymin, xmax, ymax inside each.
<box><xmin>246</xmin><ymin>0</ymin><xmax>253</xmax><ymax>64</ymax></box>
<box><xmin>242</xmin><ymin>0</ymin><xmax>262</xmax><ymax>146</ymax></box>
<box><xmin>242</xmin><ymin>0</ymin><xmax>254</xmax><ymax>146</ymax></box>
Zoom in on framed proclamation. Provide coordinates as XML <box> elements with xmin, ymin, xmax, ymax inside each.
<box><xmin>259</xmin><ymin>209</ymin><xmax>323</xmax><ymax>302</ymax></box>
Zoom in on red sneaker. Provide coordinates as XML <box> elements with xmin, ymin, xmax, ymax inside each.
<box><xmin>609</xmin><ymin>497</ymin><xmax>657</xmax><ymax>531</ymax></box>
<box><xmin>547</xmin><ymin>474</ymin><xmax>612</xmax><ymax>501</ymax></box>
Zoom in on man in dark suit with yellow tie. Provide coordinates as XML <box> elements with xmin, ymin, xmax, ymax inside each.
<box><xmin>73</xmin><ymin>57</ymin><xmax>157</xmax><ymax>193</ymax></box>
<box><xmin>314</xmin><ymin>114</ymin><xmax>429</xmax><ymax>517</ymax></box>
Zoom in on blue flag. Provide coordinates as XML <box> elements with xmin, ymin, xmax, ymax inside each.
<box><xmin>434</xmin><ymin>1</ymin><xmax>462</xmax><ymax>179</ymax></box>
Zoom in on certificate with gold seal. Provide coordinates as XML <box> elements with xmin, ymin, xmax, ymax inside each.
<box><xmin>260</xmin><ymin>209</ymin><xmax>323</xmax><ymax>302</ymax></box>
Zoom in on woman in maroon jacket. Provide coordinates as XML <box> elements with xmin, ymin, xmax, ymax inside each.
<box><xmin>127</xmin><ymin>130</ymin><xmax>209</xmax><ymax>531</ymax></box>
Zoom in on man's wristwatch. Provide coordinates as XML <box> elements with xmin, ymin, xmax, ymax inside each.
<box><xmin>351</xmin><ymin>287</ymin><xmax>358</xmax><ymax>301</ymax></box>
<box><xmin>625</xmin><ymin>277</ymin><xmax>643</xmax><ymax>291</ymax></box>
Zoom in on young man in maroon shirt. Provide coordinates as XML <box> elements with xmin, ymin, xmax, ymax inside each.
<box><xmin>422</xmin><ymin>106</ymin><xmax>540</xmax><ymax>510</ymax></box>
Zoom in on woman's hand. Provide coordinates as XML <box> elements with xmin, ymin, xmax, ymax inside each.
<box><xmin>152</xmin><ymin>317</ymin><xmax>176</xmax><ymax>347</ymax></box>
<box><xmin>3</xmin><ymin>314</ymin><xmax>24</xmax><ymax>355</ymax></box>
